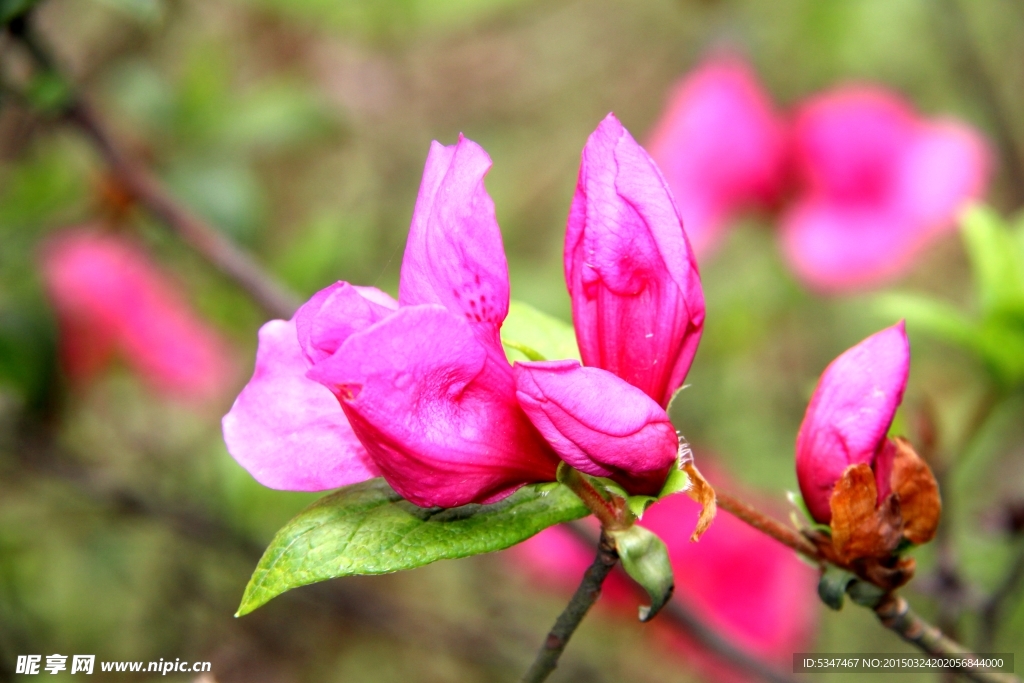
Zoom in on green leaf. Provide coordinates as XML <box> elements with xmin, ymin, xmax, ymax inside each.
<box><xmin>608</xmin><ymin>526</ymin><xmax>674</xmax><ymax>622</ymax></box>
<box><xmin>876</xmin><ymin>293</ymin><xmax>977</xmax><ymax>349</ymax></box>
<box><xmin>237</xmin><ymin>479</ymin><xmax>588</xmax><ymax>616</ymax></box>
<box><xmin>501</xmin><ymin>300</ymin><xmax>580</xmax><ymax>364</ymax></box>
<box><xmin>961</xmin><ymin>205</ymin><xmax>1024</xmax><ymax>315</ymax></box>
<box><xmin>817</xmin><ymin>565</ymin><xmax>856</xmax><ymax>610</ymax></box>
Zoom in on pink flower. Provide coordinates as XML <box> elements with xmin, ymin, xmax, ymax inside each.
<box><xmin>227</xmin><ymin>118</ymin><xmax>707</xmax><ymax>506</ymax></box>
<box><xmin>41</xmin><ymin>227</ymin><xmax>233</xmax><ymax>402</ymax></box>
<box><xmin>224</xmin><ymin>136</ymin><xmax>559</xmax><ymax>507</ymax></box>
<box><xmin>511</xmin><ymin>472</ymin><xmax>817</xmax><ymax>677</ymax></box>
<box><xmin>565</xmin><ymin>113</ymin><xmax>705</xmax><ymax>409</ymax></box>
<box><xmin>647</xmin><ymin>56</ymin><xmax>789</xmax><ymax>258</ymax></box>
<box><xmin>795</xmin><ymin>322</ymin><xmax>910</xmax><ymax>524</ymax></box>
<box><xmin>782</xmin><ymin>87</ymin><xmax>990</xmax><ymax>292</ymax></box>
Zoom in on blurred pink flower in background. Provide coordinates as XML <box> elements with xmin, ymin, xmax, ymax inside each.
<box><xmin>646</xmin><ymin>56</ymin><xmax>789</xmax><ymax>258</ymax></box>
<box><xmin>795</xmin><ymin>322</ymin><xmax>910</xmax><ymax>524</ymax></box>
<box><xmin>781</xmin><ymin>87</ymin><xmax>989</xmax><ymax>292</ymax></box>
<box><xmin>511</xmin><ymin>468</ymin><xmax>818</xmax><ymax>680</ymax></box>
<box><xmin>41</xmin><ymin>227</ymin><xmax>234</xmax><ymax>402</ymax></box>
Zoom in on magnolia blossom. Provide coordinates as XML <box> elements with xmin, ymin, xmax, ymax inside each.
<box><xmin>514</xmin><ymin>114</ymin><xmax>705</xmax><ymax>495</ymax></box>
<box><xmin>511</xmin><ymin>474</ymin><xmax>817</xmax><ymax>677</ymax></box>
<box><xmin>41</xmin><ymin>228</ymin><xmax>232</xmax><ymax>402</ymax></box>
<box><xmin>782</xmin><ymin>87</ymin><xmax>989</xmax><ymax>292</ymax></box>
<box><xmin>647</xmin><ymin>56</ymin><xmax>788</xmax><ymax>258</ymax></box>
<box><xmin>795</xmin><ymin>321</ymin><xmax>909</xmax><ymax>524</ymax></box>
<box><xmin>224</xmin><ymin>136</ymin><xmax>560</xmax><ymax>507</ymax></box>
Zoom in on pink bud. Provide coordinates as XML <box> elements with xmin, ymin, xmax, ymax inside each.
<box><xmin>514</xmin><ymin>360</ymin><xmax>678</xmax><ymax>495</ymax></box>
<box><xmin>647</xmin><ymin>56</ymin><xmax>789</xmax><ymax>258</ymax></box>
<box><xmin>796</xmin><ymin>322</ymin><xmax>910</xmax><ymax>524</ymax></box>
<box><xmin>41</xmin><ymin>227</ymin><xmax>233</xmax><ymax>402</ymax></box>
<box><xmin>782</xmin><ymin>87</ymin><xmax>990</xmax><ymax>292</ymax></box>
<box><xmin>566</xmin><ymin>113</ymin><xmax>705</xmax><ymax>408</ymax></box>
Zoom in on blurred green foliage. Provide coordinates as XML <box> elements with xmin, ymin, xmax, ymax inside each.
<box><xmin>2</xmin><ymin>0</ymin><xmax>1024</xmax><ymax>681</ymax></box>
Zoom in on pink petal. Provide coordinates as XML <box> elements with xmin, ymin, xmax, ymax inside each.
<box><xmin>222</xmin><ymin>318</ymin><xmax>379</xmax><ymax>491</ymax></box>
<box><xmin>399</xmin><ymin>136</ymin><xmax>510</xmax><ymax>342</ymax></box>
<box><xmin>784</xmin><ymin>86</ymin><xmax>991</xmax><ymax>292</ymax></box>
<box><xmin>514</xmin><ymin>360</ymin><xmax>677</xmax><ymax>495</ymax></box>
<box><xmin>566</xmin><ymin>113</ymin><xmax>705</xmax><ymax>407</ymax></box>
<box><xmin>795</xmin><ymin>322</ymin><xmax>910</xmax><ymax>524</ymax></box>
<box><xmin>647</xmin><ymin>56</ymin><xmax>789</xmax><ymax>257</ymax></box>
<box><xmin>308</xmin><ymin>304</ymin><xmax>558</xmax><ymax>508</ymax></box>
<box><xmin>294</xmin><ymin>281</ymin><xmax>397</xmax><ymax>364</ymax></box>
<box><xmin>41</xmin><ymin>228</ymin><xmax>233</xmax><ymax>402</ymax></box>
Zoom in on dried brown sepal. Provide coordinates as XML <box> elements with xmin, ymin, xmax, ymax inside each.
<box><xmin>829</xmin><ymin>463</ymin><xmax>903</xmax><ymax>563</ymax></box>
<box><xmin>682</xmin><ymin>461</ymin><xmax>717</xmax><ymax>542</ymax></box>
<box><xmin>857</xmin><ymin>555</ymin><xmax>916</xmax><ymax>591</ymax></box>
<box><xmin>889</xmin><ymin>437</ymin><xmax>941</xmax><ymax>545</ymax></box>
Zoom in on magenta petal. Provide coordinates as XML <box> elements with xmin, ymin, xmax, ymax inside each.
<box><xmin>795</xmin><ymin>322</ymin><xmax>910</xmax><ymax>523</ymax></box>
<box><xmin>647</xmin><ymin>56</ymin><xmax>789</xmax><ymax>258</ymax></box>
<box><xmin>566</xmin><ymin>113</ymin><xmax>705</xmax><ymax>407</ymax></box>
<box><xmin>514</xmin><ymin>360</ymin><xmax>677</xmax><ymax>495</ymax></box>
<box><xmin>307</xmin><ymin>305</ymin><xmax>558</xmax><ymax>508</ymax></box>
<box><xmin>294</xmin><ymin>281</ymin><xmax>397</xmax><ymax>364</ymax></box>
<box><xmin>222</xmin><ymin>319</ymin><xmax>380</xmax><ymax>491</ymax></box>
<box><xmin>399</xmin><ymin>136</ymin><xmax>510</xmax><ymax>337</ymax></box>
<box><xmin>780</xmin><ymin>201</ymin><xmax>918</xmax><ymax>292</ymax></box>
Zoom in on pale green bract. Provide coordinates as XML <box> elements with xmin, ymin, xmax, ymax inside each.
<box><xmin>237</xmin><ymin>479</ymin><xmax>588</xmax><ymax>616</ymax></box>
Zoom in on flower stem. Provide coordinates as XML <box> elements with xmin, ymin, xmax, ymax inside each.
<box><xmin>875</xmin><ymin>594</ymin><xmax>1019</xmax><ymax>683</ymax></box>
<box><xmin>715</xmin><ymin>489</ymin><xmax>822</xmax><ymax>560</ymax></box>
<box><xmin>520</xmin><ymin>531</ymin><xmax>619</xmax><ymax>683</ymax></box>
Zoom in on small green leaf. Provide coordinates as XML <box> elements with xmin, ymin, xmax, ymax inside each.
<box><xmin>501</xmin><ymin>300</ymin><xmax>580</xmax><ymax>364</ymax></box>
<box><xmin>876</xmin><ymin>293</ymin><xmax>977</xmax><ymax>349</ymax></box>
<box><xmin>625</xmin><ymin>495</ymin><xmax>657</xmax><ymax>520</ymax></box>
<box><xmin>961</xmin><ymin>205</ymin><xmax>1024</xmax><ymax>315</ymax></box>
<box><xmin>658</xmin><ymin>465</ymin><xmax>691</xmax><ymax>499</ymax></box>
<box><xmin>786</xmin><ymin>491</ymin><xmax>830</xmax><ymax>534</ymax></box>
<box><xmin>817</xmin><ymin>565</ymin><xmax>856</xmax><ymax>610</ymax></box>
<box><xmin>608</xmin><ymin>526</ymin><xmax>674</xmax><ymax>621</ymax></box>
<box><xmin>237</xmin><ymin>478</ymin><xmax>588</xmax><ymax>616</ymax></box>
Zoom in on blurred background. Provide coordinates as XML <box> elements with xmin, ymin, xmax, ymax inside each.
<box><xmin>1</xmin><ymin>0</ymin><xmax>1024</xmax><ymax>681</ymax></box>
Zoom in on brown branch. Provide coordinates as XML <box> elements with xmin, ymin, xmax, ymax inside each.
<box><xmin>520</xmin><ymin>531</ymin><xmax>619</xmax><ymax>683</ymax></box>
<box><xmin>7</xmin><ymin>18</ymin><xmax>302</xmax><ymax>320</ymax></box>
<box><xmin>714</xmin><ymin>494</ymin><xmax>1021</xmax><ymax>683</ymax></box>
<box><xmin>715</xmin><ymin>489</ymin><xmax>822</xmax><ymax>561</ymax></box>
<box><xmin>875</xmin><ymin>594</ymin><xmax>1018</xmax><ymax>683</ymax></box>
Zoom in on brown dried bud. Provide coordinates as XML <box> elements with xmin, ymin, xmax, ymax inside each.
<box><xmin>829</xmin><ymin>463</ymin><xmax>903</xmax><ymax>563</ymax></box>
